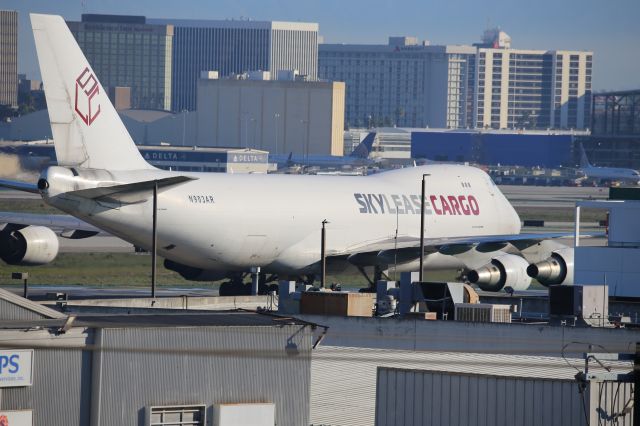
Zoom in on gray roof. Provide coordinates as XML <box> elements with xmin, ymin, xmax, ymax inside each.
<box><xmin>0</xmin><ymin>288</ymin><xmax>67</xmax><ymax>321</ymax></box>
<box><xmin>0</xmin><ymin>310</ymin><xmax>312</xmax><ymax>330</ymax></box>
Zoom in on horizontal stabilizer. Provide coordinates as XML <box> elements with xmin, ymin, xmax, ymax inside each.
<box><xmin>67</xmin><ymin>175</ymin><xmax>197</xmax><ymax>204</ymax></box>
<box><xmin>0</xmin><ymin>178</ymin><xmax>39</xmax><ymax>194</ymax></box>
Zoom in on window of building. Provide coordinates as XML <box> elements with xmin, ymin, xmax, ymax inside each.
<box><xmin>149</xmin><ymin>405</ymin><xmax>205</xmax><ymax>426</ymax></box>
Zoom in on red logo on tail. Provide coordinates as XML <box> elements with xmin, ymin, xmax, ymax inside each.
<box><xmin>74</xmin><ymin>67</ymin><xmax>101</xmax><ymax>125</ymax></box>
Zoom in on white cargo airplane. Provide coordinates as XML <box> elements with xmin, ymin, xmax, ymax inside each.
<box><xmin>0</xmin><ymin>14</ymin><xmax>577</xmax><ymax>294</ymax></box>
<box><xmin>578</xmin><ymin>143</ymin><xmax>640</xmax><ymax>186</ymax></box>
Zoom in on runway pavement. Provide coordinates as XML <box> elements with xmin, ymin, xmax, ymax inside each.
<box><xmin>499</xmin><ymin>185</ymin><xmax>609</xmax><ymax>208</ymax></box>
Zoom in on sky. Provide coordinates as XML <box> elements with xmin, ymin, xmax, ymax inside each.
<box><xmin>5</xmin><ymin>0</ymin><xmax>640</xmax><ymax>91</ymax></box>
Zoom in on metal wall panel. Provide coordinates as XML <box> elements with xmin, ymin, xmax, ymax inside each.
<box><xmin>310</xmin><ymin>346</ymin><xmax>632</xmax><ymax>426</ymax></box>
<box><xmin>0</xmin><ymin>347</ymin><xmax>92</xmax><ymax>426</ymax></box>
<box><xmin>95</xmin><ymin>325</ymin><xmax>312</xmax><ymax>426</ymax></box>
<box><xmin>0</xmin><ymin>298</ymin><xmax>63</xmax><ymax>321</ymax></box>
<box><xmin>376</xmin><ymin>368</ymin><xmax>587</xmax><ymax>426</ymax></box>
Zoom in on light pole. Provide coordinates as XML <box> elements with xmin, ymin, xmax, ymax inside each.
<box><xmin>419</xmin><ymin>173</ymin><xmax>430</xmax><ymax>282</ymax></box>
<box><xmin>301</xmin><ymin>119</ymin><xmax>309</xmax><ymax>163</ymax></box>
<box><xmin>320</xmin><ymin>219</ymin><xmax>329</xmax><ymax>288</ymax></box>
<box><xmin>243</xmin><ymin>114</ymin><xmax>248</xmax><ymax>149</ymax></box>
<box><xmin>151</xmin><ymin>181</ymin><xmax>158</xmax><ymax>298</ymax></box>
<box><xmin>181</xmin><ymin>109</ymin><xmax>188</xmax><ymax>146</ymax></box>
<box><xmin>274</xmin><ymin>113</ymin><xmax>280</xmax><ymax>155</ymax></box>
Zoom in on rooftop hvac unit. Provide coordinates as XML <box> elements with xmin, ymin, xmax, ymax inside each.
<box><xmin>548</xmin><ymin>285</ymin><xmax>608</xmax><ymax>327</ymax></box>
<box><xmin>455</xmin><ymin>303</ymin><xmax>512</xmax><ymax>323</ymax></box>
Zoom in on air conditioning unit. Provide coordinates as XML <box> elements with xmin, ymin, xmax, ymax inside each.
<box><xmin>454</xmin><ymin>303</ymin><xmax>512</xmax><ymax>323</ymax></box>
<box><xmin>549</xmin><ymin>285</ymin><xmax>608</xmax><ymax>327</ymax></box>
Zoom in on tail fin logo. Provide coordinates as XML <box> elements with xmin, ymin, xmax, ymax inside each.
<box><xmin>74</xmin><ymin>67</ymin><xmax>101</xmax><ymax>126</ymax></box>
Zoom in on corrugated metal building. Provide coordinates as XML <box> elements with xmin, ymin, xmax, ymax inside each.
<box><xmin>0</xmin><ymin>292</ymin><xmax>314</xmax><ymax>426</ymax></box>
<box><xmin>300</xmin><ymin>315</ymin><xmax>636</xmax><ymax>426</ymax></box>
<box><xmin>376</xmin><ymin>367</ymin><xmax>632</xmax><ymax>426</ymax></box>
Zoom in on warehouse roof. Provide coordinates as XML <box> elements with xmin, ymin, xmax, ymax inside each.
<box><xmin>0</xmin><ymin>311</ymin><xmax>311</xmax><ymax>329</ymax></box>
<box><xmin>73</xmin><ymin>311</ymin><xmax>311</xmax><ymax>328</ymax></box>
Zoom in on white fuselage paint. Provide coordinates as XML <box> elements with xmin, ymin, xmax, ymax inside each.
<box><xmin>41</xmin><ymin>164</ymin><xmax>521</xmax><ymax>275</ymax></box>
<box><xmin>580</xmin><ymin>166</ymin><xmax>640</xmax><ymax>185</ymax></box>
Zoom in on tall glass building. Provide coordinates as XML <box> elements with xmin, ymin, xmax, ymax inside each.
<box><xmin>67</xmin><ymin>14</ymin><xmax>173</xmax><ymax>111</ymax></box>
<box><xmin>0</xmin><ymin>10</ymin><xmax>18</xmax><ymax>108</ymax></box>
<box><xmin>319</xmin><ymin>38</ymin><xmax>476</xmax><ymax>129</ymax></box>
<box><xmin>149</xmin><ymin>19</ymin><xmax>319</xmax><ymax>112</ymax></box>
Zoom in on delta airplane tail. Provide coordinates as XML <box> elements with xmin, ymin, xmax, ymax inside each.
<box><xmin>350</xmin><ymin>132</ymin><xmax>376</xmax><ymax>159</ymax></box>
<box><xmin>31</xmin><ymin>14</ymin><xmax>151</xmax><ymax>171</ymax></box>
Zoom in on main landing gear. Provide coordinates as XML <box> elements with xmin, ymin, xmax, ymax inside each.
<box><xmin>218</xmin><ymin>272</ymin><xmax>280</xmax><ymax>296</ymax></box>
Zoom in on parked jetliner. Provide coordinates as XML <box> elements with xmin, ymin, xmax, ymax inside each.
<box><xmin>578</xmin><ymin>143</ymin><xmax>640</xmax><ymax>186</ymax></box>
<box><xmin>269</xmin><ymin>132</ymin><xmax>378</xmax><ymax>171</ymax></box>
<box><xmin>0</xmin><ymin>14</ymin><xmax>577</xmax><ymax>294</ymax></box>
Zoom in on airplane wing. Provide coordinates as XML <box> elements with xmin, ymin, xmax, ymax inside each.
<box><xmin>0</xmin><ymin>212</ymin><xmax>101</xmax><ymax>239</ymax></box>
<box><xmin>335</xmin><ymin>231</ymin><xmax>602</xmax><ymax>265</ymax></box>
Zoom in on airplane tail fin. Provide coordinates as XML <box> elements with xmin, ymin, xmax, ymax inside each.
<box><xmin>579</xmin><ymin>143</ymin><xmax>591</xmax><ymax>168</ymax></box>
<box><xmin>350</xmin><ymin>132</ymin><xmax>376</xmax><ymax>158</ymax></box>
<box><xmin>30</xmin><ymin>14</ymin><xmax>152</xmax><ymax>171</ymax></box>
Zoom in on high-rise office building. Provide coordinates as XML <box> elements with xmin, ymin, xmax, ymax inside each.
<box><xmin>149</xmin><ymin>18</ymin><xmax>319</xmax><ymax>111</ymax></box>
<box><xmin>472</xmin><ymin>30</ymin><xmax>592</xmax><ymax>130</ymax></box>
<box><xmin>0</xmin><ymin>10</ymin><xmax>18</xmax><ymax>108</ymax></box>
<box><xmin>67</xmin><ymin>14</ymin><xmax>173</xmax><ymax>110</ymax></box>
<box><xmin>319</xmin><ymin>38</ymin><xmax>476</xmax><ymax>129</ymax></box>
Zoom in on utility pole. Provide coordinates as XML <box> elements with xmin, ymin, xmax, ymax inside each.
<box><xmin>635</xmin><ymin>342</ymin><xmax>639</xmax><ymax>426</ymax></box>
<box><xmin>320</xmin><ymin>219</ymin><xmax>328</xmax><ymax>288</ymax></box>
<box><xmin>151</xmin><ymin>181</ymin><xmax>158</xmax><ymax>298</ymax></box>
<box><xmin>274</xmin><ymin>113</ymin><xmax>280</xmax><ymax>155</ymax></box>
<box><xmin>419</xmin><ymin>174</ymin><xmax>430</xmax><ymax>282</ymax></box>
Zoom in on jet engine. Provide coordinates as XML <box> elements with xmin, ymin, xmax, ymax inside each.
<box><xmin>467</xmin><ymin>254</ymin><xmax>531</xmax><ymax>292</ymax></box>
<box><xmin>0</xmin><ymin>225</ymin><xmax>59</xmax><ymax>265</ymax></box>
<box><xmin>526</xmin><ymin>247</ymin><xmax>574</xmax><ymax>286</ymax></box>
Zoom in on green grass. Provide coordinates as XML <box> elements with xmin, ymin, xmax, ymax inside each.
<box><xmin>0</xmin><ymin>198</ymin><xmax>61</xmax><ymax>214</ymax></box>
<box><xmin>0</xmin><ymin>252</ymin><xmax>199</xmax><ymax>287</ymax></box>
<box><xmin>514</xmin><ymin>206</ymin><xmax>605</xmax><ymax>222</ymax></box>
<box><xmin>0</xmin><ymin>251</ymin><xmax>463</xmax><ymax>290</ymax></box>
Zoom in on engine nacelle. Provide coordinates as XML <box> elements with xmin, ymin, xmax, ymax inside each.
<box><xmin>164</xmin><ymin>259</ymin><xmax>229</xmax><ymax>282</ymax></box>
<box><xmin>526</xmin><ymin>247</ymin><xmax>574</xmax><ymax>286</ymax></box>
<box><xmin>467</xmin><ymin>254</ymin><xmax>532</xmax><ymax>292</ymax></box>
<box><xmin>0</xmin><ymin>226</ymin><xmax>59</xmax><ymax>265</ymax></box>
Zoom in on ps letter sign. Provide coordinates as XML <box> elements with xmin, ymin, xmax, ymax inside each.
<box><xmin>0</xmin><ymin>350</ymin><xmax>33</xmax><ymax>388</ymax></box>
